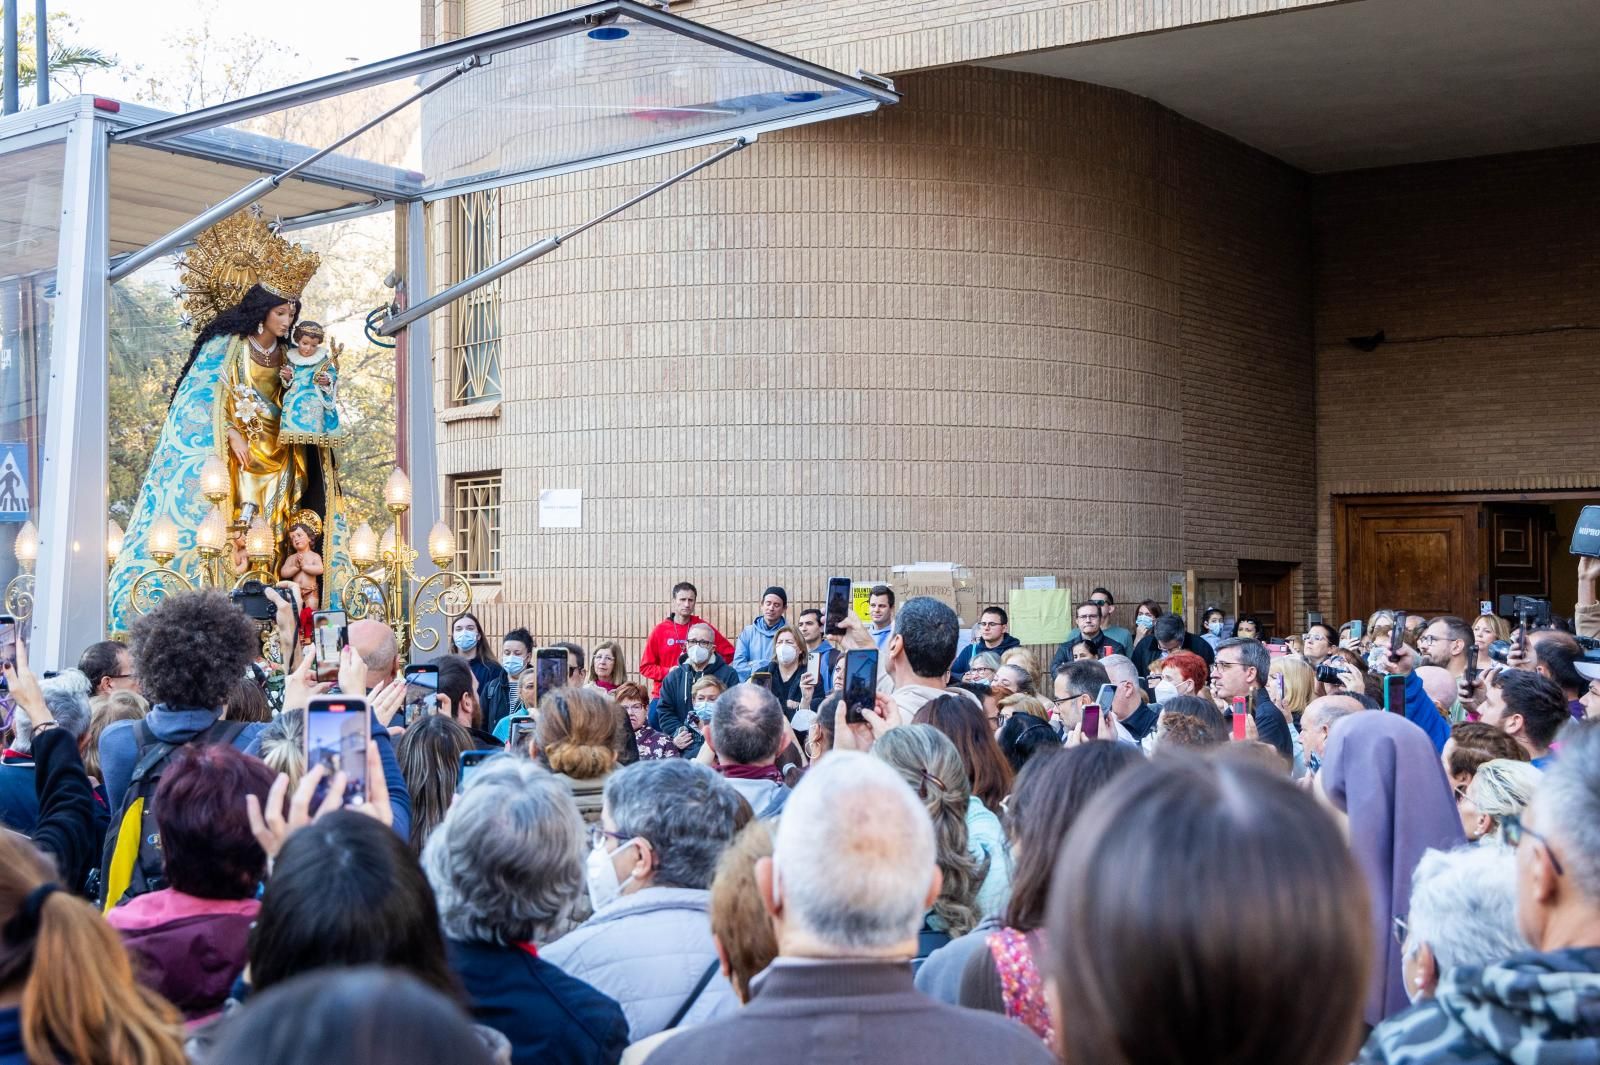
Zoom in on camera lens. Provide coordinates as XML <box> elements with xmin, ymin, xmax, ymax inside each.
<box><xmin>1487</xmin><ymin>639</ymin><xmax>1510</xmax><ymax>665</ymax></box>
<box><xmin>1315</xmin><ymin>663</ymin><xmax>1344</xmax><ymax>684</ymax></box>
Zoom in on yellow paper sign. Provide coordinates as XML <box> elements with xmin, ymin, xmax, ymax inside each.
<box><xmin>1170</xmin><ymin>581</ymin><xmax>1185</xmax><ymax>618</ymax></box>
<box><xmin>1008</xmin><ymin>589</ymin><xmax>1073</xmax><ymax>646</ymax></box>
<box><xmin>852</xmin><ymin>585</ymin><xmax>874</xmax><ymax>625</ymax></box>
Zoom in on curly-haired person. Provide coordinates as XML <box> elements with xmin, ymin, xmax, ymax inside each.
<box><xmin>98</xmin><ymin>589</ymin><xmax>267</xmax><ymax>814</ymax></box>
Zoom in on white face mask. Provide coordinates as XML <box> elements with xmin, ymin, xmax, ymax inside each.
<box><xmin>776</xmin><ymin>644</ymin><xmax>798</xmax><ymax>666</ymax></box>
<box><xmin>686</xmin><ymin>644</ymin><xmax>711</xmax><ymax>667</ymax></box>
<box><xmin>1154</xmin><ymin>680</ymin><xmax>1180</xmax><ymax>703</ymax></box>
<box><xmin>585</xmin><ymin>840</ymin><xmax>634</xmax><ymax>911</ymax></box>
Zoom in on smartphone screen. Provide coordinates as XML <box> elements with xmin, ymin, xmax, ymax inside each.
<box><xmin>825</xmin><ymin>577</ymin><xmax>851</xmax><ymax>636</ymax></box>
<box><xmin>403</xmin><ymin>664</ymin><xmax>439</xmax><ymax>724</ymax></box>
<box><xmin>1466</xmin><ymin>645</ymin><xmax>1479</xmax><ymax>684</ymax></box>
<box><xmin>1081</xmin><ymin>703</ymin><xmax>1101</xmax><ymax>740</ymax></box>
<box><xmin>311</xmin><ymin>610</ymin><xmax>348</xmax><ymax>683</ymax></box>
<box><xmin>1383</xmin><ymin>673</ymin><xmax>1406</xmax><ymax>714</ymax></box>
<box><xmin>458</xmin><ymin>749</ymin><xmax>494</xmax><ymax>792</ymax></box>
<box><xmin>1390</xmin><ymin>612</ymin><xmax>1406</xmax><ymax>655</ymax></box>
<box><xmin>305</xmin><ymin>695</ymin><xmax>369</xmax><ymax>806</ymax></box>
<box><xmin>509</xmin><ymin>718</ymin><xmax>538</xmax><ymax>755</ymax></box>
<box><xmin>843</xmin><ymin>648</ymin><xmax>877</xmax><ymax>725</ymax></box>
<box><xmin>1232</xmin><ymin>696</ymin><xmax>1248</xmax><ymax>741</ymax></box>
<box><xmin>0</xmin><ymin>614</ymin><xmax>15</xmax><ymax>681</ymax></box>
<box><xmin>1094</xmin><ymin>683</ymin><xmax>1117</xmax><ymax>711</ymax></box>
<box><xmin>535</xmin><ymin>649</ymin><xmax>568</xmax><ymax>703</ymax></box>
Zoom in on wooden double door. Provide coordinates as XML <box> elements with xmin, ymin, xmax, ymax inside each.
<box><xmin>1337</xmin><ymin>497</ymin><xmax>1554</xmax><ymax>624</ymax></box>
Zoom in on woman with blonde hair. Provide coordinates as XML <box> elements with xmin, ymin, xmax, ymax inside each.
<box><xmin>1472</xmin><ymin>613</ymin><xmax>1510</xmax><ymax>660</ymax></box>
<box><xmin>1269</xmin><ymin>655</ymin><xmax>1316</xmax><ymax>719</ymax></box>
<box><xmin>872</xmin><ymin>725</ymin><xmax>993</xmax><ymax>948</ymax></box>
<box><xmin>590</xmin><ymin>640</ymin><xmax>629</xmax><ymax>693</ymax></box>
<box><xmin>256</xmin><ymin>710</ymin><xmax>307</xmax><ymax>795</ymax></box>
<box><xmin>1000</xmin><ymin>647</ymin><xmax>1044</xmax><ymax>695</ymax></box>
<box><xmin>0</xmin><ymin>832</ymin><xmax>186</xmax><ymax>1065</ymax></box>
<box><xmin>83</xmin><ymin>691</ymin><xmax>147</xmax><ymax>792</ymax></box>
<box><xmin>1460</xmin><ymin>758</ymin><xmax>1542</xmax><ymax>846</ymax></box>
<box><xmin>537</xmin><ymin>687</ymin><xmax>620</xmax><ymax>823</ymax></box>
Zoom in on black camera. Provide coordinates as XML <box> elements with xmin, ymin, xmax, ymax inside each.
<box><xmin>1315</xmin><ymin>662</ymin><xmax>1346</xmax><ymax>684</ymax></box>
<box><xmin>230</xmin><ymin>579</ymin><xmax>276</xmax><ymax>621</ymax></box>
<box><xmin>1487</xmin><ymin>639</ymin><xmax>1511</xmax><ymax>665</ymax></box>
<box><xmin>1497</xmin><ymin>595</ymin><xmax>1552</xmax><ymax>627</ymax></box>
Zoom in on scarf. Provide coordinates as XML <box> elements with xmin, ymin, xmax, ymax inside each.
<box><xmin>717</xmin><ymin>763</ymin><xmax>786</xmax><ymax>784</ymax></box>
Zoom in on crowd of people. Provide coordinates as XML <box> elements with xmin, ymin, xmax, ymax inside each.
<box><xmin>2</xmin><ymin>562</ymin><xmax>1600</xmax><ymax>1065</ymax></box>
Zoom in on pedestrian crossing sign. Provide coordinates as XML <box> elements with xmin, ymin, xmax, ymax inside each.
<box><xmin>0</xmin><ymin>444</ymin><xmax>29</xmax><ymax>523</ymax></box>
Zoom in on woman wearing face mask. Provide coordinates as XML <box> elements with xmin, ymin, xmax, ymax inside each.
<box><xmin>452</xmin><ymin>613</ymin><xmax>510</xmax><ymax>731</ymax></box>
<box><xmin>1151</xmin><ymin>650</ymin><xmax>1209</xmax><ymax>705</ymax></box>
<box><xmin>1133</xmin><ymin>600</ymin><xmax>1163</xmax><ymax>642</ymax></box>
<box><xmin>1234</xmin><ymin>615</ymin><xmax>1261</xmax><ymax>641</ymax></box>
<box><xmin>1201</xmin><ymin>608</ymin><xmax>1227</xmax><ymax>649</ymax></box>
<box><xmin>589</xmin><ymin>641</ymin><xmax>628</xmax><ymax>693</ymax></box>
<box><xmin>763</xmin><ymin>625</ymin><xmax>817</xmax><ymax>723</ymax></box>
<box><xmin>501</xmin><ymin>627</ymin><xmax>534</xmax><ymax>715</ymax></box>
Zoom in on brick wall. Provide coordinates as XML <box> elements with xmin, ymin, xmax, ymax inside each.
<box><xmin>1309</xmin><ymin>144</ymin><xmax>1600</xmax><ymax>615</ymax></box>
<box><xmin>1176</xmin><ymin>120</ymin><xmax>1316</xmax><ymax>612</ymax></box>
<box><xmin>425</xmin><ymin>63</ymin><xmax>1319</xmax><ymax>656</ymax></box>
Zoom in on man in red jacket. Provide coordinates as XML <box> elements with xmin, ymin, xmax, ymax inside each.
<box><xmin>639</xmin><ymin>581</ymin><xmax>735</xmax><ymax>698</ymax></box>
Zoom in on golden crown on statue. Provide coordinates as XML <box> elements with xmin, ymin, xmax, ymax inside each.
<box><xmin>178</xmin><ymin>209</ymin><xmax>322</xmax><ymax>330</ymax></box>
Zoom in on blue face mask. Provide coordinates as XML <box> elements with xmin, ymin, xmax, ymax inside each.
<box><xmin>1207</xmin><ymin>621</ymin><xmax>1223</xmax><ymax>636</ymax></box>
<box><xmin>453</xmin><ymin>630</ymin><xmax>480</xmax><ymax>652</ymax></box>
<box><xmin>502</xmin><ymin>655</ymin><xmax>526</xmax><ymax>676</ymax></box>
<box><xmin>1136</xmin><ymin>615</ymin><xmax>1153</xmax><ymax>630</ymax></box>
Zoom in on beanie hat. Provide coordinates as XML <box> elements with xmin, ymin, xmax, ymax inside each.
<box><xmin>762</xmin><ymin>586</ymin><xmax>788</xmax><ymax>607</ymax></box>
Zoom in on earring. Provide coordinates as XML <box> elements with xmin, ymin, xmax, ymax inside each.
<box><xmin>256</xmin><ymin>324</ymin><xmax>265</xmax><ymax>335</ymax></box>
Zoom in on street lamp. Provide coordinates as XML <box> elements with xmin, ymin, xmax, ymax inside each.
<box><xmin>5</xmin><ymin>520</ymin><xmax>37</xmax><ymax>620</ymax></box>
<box><xmin>340</xmin><ymin>466</ymin><xmax>471</xmax><ymax>657</ymax></box>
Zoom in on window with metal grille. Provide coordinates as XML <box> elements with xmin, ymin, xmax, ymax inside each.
<box><xmin>450</xmin><ymin>189</ymin><xmax>502</xmax><ymax>405</ymax></box>
<box><xmin>451</xmin><ymin>473</ymin><xmax>502</xmax><ymax>582</ymax></box>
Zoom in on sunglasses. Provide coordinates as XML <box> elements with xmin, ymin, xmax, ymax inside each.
<box><xmin>1501</xmin><ymin>814</ymin><xmax>1564</xmax><ymax>876</ymax></box>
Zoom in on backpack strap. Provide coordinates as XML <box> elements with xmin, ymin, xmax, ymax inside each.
<box><xmin>665</xmin><ymin>960</ymin><xmax>720</xmax><ymax>1030</ymax></box>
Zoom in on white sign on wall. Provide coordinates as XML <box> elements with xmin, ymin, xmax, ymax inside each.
<box><xmin>538</xmin><ymin>489</ymin><xmax>582</xmax><ymax>528</ymax></box>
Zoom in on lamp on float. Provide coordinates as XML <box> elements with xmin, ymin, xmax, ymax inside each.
<box><xmin>106</xmin><ymin>519</ymin><xmax>125</xmax><ymax>569</ymax></box>
<box><xmin>5</xmin><ymin>521</ymin><xmax>38</xmax><ymax>621</ymax></box>
<box><xmin>337</xmin><ymin>466</ymin><xmax>470</xmax><ymax>658</ymax></box>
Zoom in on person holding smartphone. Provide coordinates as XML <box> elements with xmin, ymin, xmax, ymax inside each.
<box><xmin>656</xmin><ymin>622</ymin><xmax>739</xmax><ymax>759</ymax></box>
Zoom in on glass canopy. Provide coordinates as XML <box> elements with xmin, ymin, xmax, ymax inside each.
<box><xmin>113</xmin><ymin>0</ymin><xmax>897</xmax><ymax>203</ymax></box>
<box><xmin>0</xmin><ymin>0</ymin><xmax>897</xmax><ymax>667</ymax></box>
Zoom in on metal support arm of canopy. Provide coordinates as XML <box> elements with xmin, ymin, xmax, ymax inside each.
<box><xmin>107</xmin><ymin>57</ymin><xmax>483</xmax><ymax>282</ymax></box>
<box><xmin>375</xmin><ymin>136</ymin><xmax>751</xmax><ymax>337</ymax></box>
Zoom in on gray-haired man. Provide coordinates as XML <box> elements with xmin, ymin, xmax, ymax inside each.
<box><xmin>1360</xmin><ymin>721</ymin><xmax>1600</xmax><ymax>1062</ymax></box>
<box><xmin>647</xmin><ymin>752</ymin><xmax>1054</xmax><ymax>1065</ymax></box>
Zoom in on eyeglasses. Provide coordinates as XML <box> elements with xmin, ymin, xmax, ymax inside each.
<box><xmin>1075</xmin><ymin>614</ymin><xmax>1100</xmax><ymax>623</ymax></box>
<box><xmin>684</xmin><ymin>638</ymin><xmax>712</xmax><ymax>648</ymax></box>
<box><xmin>585</xmin><ymin>824</ymin><xmax>632</xmax><ymax>850</ymax></box>
<box><xmin>1501</xmin><ymin>814</ymin><xmax>1564</xmax><ymax>876</ymax></box>
<box><xmin>1392</xmin><ymin>914</ymin><xmax>1409</xmax><ymax>949</ymax></box>
<box><xmin>1214</xmin><ymin>660</ymin><xmax>1246</xmax><ymax>671</ymax></box>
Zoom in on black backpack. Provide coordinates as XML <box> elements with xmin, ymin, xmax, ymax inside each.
<box><xmin>94</xmin><ymin>718</ymin><xmax>248</xmax><ymax>912</ymax></box>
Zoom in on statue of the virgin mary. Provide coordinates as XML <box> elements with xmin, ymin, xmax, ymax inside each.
<box><xmin>108</xmin><ymin>210</ymin><xmax>351</xmax><ymax>635</ymax></box>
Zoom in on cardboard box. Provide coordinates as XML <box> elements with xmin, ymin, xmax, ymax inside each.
<box><xmin>891</xmin><ymin>562</ymin><xmax>977</xmax><ymax>625</ymax></box>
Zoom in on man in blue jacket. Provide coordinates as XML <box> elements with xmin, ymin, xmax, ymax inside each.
<box><xmin>732</xmin><ymin>586</ymin><xmax>788</xmax><ymax>681</ymax></box>
<box><xmin>950</xmin><ymin>606</ymin><xmax>1021</xmax><ymax>679</ymax></box>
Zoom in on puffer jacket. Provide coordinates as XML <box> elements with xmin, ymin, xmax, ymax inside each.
<box><xmin>1358</xmin><ymin>946</ymin><xmax>1600</xmax><ymax>1064</ymax></box>
<box><xmin>656</xmin><ymin>654</ymin><xmax>739</xmax><ymax>759</ymax></box>
<box><xmin>541</xmin><ymin>887</ymin><xmax>737</xmax><ymax>1041</ymax></box>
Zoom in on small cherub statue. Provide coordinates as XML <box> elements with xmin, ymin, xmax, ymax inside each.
<box><xmin>278</xmin><ymin>320</ymin><xmax>348</xmax><ymax>446</ymax></box>
<box><xmin>279</xmin><ymin>520</ymin><xmax>325</xmax><ymax>612</ymax></box>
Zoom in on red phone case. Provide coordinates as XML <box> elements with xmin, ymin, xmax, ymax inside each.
<box><xmin>1082</xmin><ymin>704</ymin><xmax>1100</xmax><ymax>740</ymax></box>
<box><xmin>1232</xmin><ymin>697</ymin><xmax>1248</xmax><ymax>741</ymax></box>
